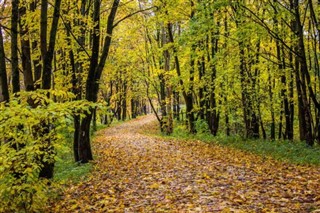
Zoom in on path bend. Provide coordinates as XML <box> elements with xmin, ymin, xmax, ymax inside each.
<box><xmin>53</xmin><ymin>115</ymin><xmax>320</xmax><ymax>212</ymax></box>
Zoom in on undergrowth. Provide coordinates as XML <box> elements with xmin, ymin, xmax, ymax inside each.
<box><xmin>154</xmin><ymin>120</ymin><xmax>320</xmax><ymax>166</ymax></box>
<box><xmin>54</xmin><ymin>123</ymin><xmax>106</xmax><ymax>183</ymax></box>
<box><xmin>54</xmin><ymin>134</ymin><xmax>92</xmax><ymax>184</ymax></box>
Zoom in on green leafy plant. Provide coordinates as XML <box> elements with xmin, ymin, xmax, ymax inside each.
<box><xmin>0</xmin><ymin>90</ymin><xmax>95</xmax><ymax>212</ymax></box>
<box><xmin>195</xmin><ymin>119</ymin><xmax>210</xmax><ymax>134</ymax></box>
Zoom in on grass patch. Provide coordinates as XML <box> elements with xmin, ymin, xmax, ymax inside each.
<box><xmin>157</xmin><ymin>122</ymin><xmax>320</xmax><ymax>166</ymax></box>
<box><xmin>54</xmin><ymin>150</ymin><xmax>92</xmax><ymax>183</ymax></box>
<box><xmin>214</xmin><ymin>135</ymin><xmax>320</xmax><ymax>166</ymax></box>
<box><xmin>54</xmin><ymin>120</ymin><xmax>120</xmax><ymax>183</ymax></box>
<box><xmin>54</xmin><ymin>130</ymin><xmax>92</xmax><ymax>183</ymax></box>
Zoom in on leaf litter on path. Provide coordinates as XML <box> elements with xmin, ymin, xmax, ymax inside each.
<box><xmin>51</xmin><ymin>115</ymin><xmax>320</xmax><ymax>212</ymax></box>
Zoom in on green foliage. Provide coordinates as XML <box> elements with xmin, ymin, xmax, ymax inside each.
<box><xmin>0</xmin><ymin>90</ymin><xmax>95</xmax><ymax>212</ymax></box>
<box><xmin>0</xmin><ymin>143</ymin><xmax>51</xmax><ymax>212</ymax></box>
<box><xmin>195</xmin><ymin>119</ymin><xmax>210</xmax><ymax>134</ymax></box>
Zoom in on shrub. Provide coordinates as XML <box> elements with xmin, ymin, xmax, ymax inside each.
<box><xmin>0</xmin><ymin>90</ymin><xmax>94</xmax><ymax>212</ymax></box>
<box><xmin>195</xmin><ymin>119</ymin><xmax>210</xmax><ymax>134</ymax></box>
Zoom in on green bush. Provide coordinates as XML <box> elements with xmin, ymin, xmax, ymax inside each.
<box><xmin>195</xmin><ymin>119</ymin><xmax>210</xmax><ymax>134</ymax></box>
<box><xmin>0</xmin><ymin>90</ymin><xmax>93</xmax><ymax>212</ymax></box>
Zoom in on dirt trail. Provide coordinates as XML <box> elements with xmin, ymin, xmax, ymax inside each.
<box><xmin>53</xmin><ymin>115</ymin><xmax>320</xmax><ymax>212</ymax></box>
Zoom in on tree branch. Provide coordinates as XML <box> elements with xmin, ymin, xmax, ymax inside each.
<box><xmin>112</xmin><ymin>6</ymin><xmax>157</xmax><ymax>29</ymax></box>
<box><xmin>59</xmin><ymin>14</ymin><xmax>91</xmax><ymax>59</ymax></box>
<box><xmin>240</xmin><ymin>4</ymin><xmax>301</xmax><ymax>58</ymax></box>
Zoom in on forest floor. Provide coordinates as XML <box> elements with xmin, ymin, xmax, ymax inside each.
<box><xmin>51</xmin><ymin>115</ymin><xmax>320</xmax><ymax>212</ymax></box>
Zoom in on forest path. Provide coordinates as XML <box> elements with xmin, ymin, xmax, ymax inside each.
<box><xmin>53</xmin><ymin>115</ymin><xmax>320</xmax><ymax>212</ymax></box>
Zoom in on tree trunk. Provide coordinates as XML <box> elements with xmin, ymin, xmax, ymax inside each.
<box><xmin>163</xmin><ymin>34</ymin><xmax>173</xmax><ymax>134</ymax></box>
<box><xmin>41</xmin><ymin>0</ymin><xmax>61</xmax><ymax>90</ymax></box>
<box><xmin>19</xmin><ymin>6</ymin><xmax>34</xmax><ymax>91</ymax></box>
<box><xmin>268</xmin><ymin>67</ymin><xmax>275</xmax><ymax>140</ymax></box>
<box><xmin>77</xmin><ymin>0</ymin><xmax>120</xmax><ymax>163</ymax></box>
<box><xmin>208</xmin><ymin>25</ymin><xmax>220</xmax><ymax>136</ymax></box>
<box><xmin>70</xmin><ymin>0</ymin><xmax>87</xmax><ymax>162</ymax></box>
<box><xmin>173</xmin><ymin>91</ymin><xmax>180</xmax><ymax>120</ymax></box>
<box><xmin>131</xmin><ymin>99</ymin><xmax>136</xmax><ymax>119</ymax></box>
<box><xmin>198</xmin><ymin>55</ymin><xmax>205</xmax><ymax>120</ymax></box>
<box><xmin>167</xmin><ymin>22</ymin><xmax>195</xmax><ymax>133</ymax></box>
<box><xmin>38</xmin><ymin>0</ymin><xmax>62</xmax><ymax>179</ymax></box>
<box><xmin>78</xmin><ymin>112</ymin><xmax>93</xmax><ymax>163</ymax></box>
<box><xmin>159</xmin><ymin>73</ymin><xmax>167</xmax><ymax>132</ymax></box>
<box><xmin>30</xmin><ymin>0</ymin><xmax>41</xmax><ymax>85</ymax></box>
<box><xmin>0</xmin><ymin>26</ymin><xmax>9</xmax><ymax>103</ymax></box>
<box><xmin>11</xmin><ymin>0</ymin><xmax>20</xmax><ymax>94</ymax></box>
<box><xmin>122</xmin><ymin>83</ymin><xmax>127</xmax><ymax>121</ymax></box>
<box><xmin>166</xmin><ymin>86</ymin><xmax>173</xmax><ymax>134</ymax></box>
<box><xmin>292</xmin><ymin>0</ymin><xmax>314</xmax><ymax>146</ymax></box>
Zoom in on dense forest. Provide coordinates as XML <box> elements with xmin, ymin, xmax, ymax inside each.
<box><xmin>1</xmin><ymin>0</ymin><xmax>320</xmax><ymax>211</ymax></box>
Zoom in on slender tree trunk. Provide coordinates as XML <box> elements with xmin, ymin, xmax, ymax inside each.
<box><xmin>78</xmin><ymin>0</ymin><xmax>101</xmax><ymax>163</ymax></box>
<box><xmin>92</xmin><ymin>107</ymin><xmax>97</xmax><ymax>131</ymax></box>
<box><xmin>0</xmin><ymin>26</ymin><xmax>9</xmax><ymax>103</ymax></box>
<box><xmin>41</xmin><ymin>0</ymin><xmax>61</xmax><ymax>90</ymax></box>
<box><xmin>163</xmin><ymin>32</ymin><xmax>173</xmax><ymax>134</ymax></box>
<box><xmin>31</xmin><ymin>0</ymin><xmax>42</xmax><ymax>91</ymax></box>
<box><xmin>32</xmin><ymin>39</ymin><xmax>42</xmax><ymax>88</ymax></box>
<box><xmin>131</xmin><ymin>99</ymin><xmax>136</xmax><ymax>119</ymax></box>
<box><xmin>19</xmin><ymin>6</ymin><xmax>34</xmax><ymax>91</ymax></box>
<box><xmin>78</xmin><ymin>0</ymin><xmax>120</xmax><ymax>163</ymax></box>
<box><xmin>198</xmin><ymin>56</ymin><xmax>205</xmax><ymax>120</ymax></box>
<box><xmin>173</xmin><ymin>91</ymin><xmax>180</xmax><ymax>120</ymax></box>
<box><xmin>288</xmin><ymin>50</ymin><xmax>295</xmax><ymax>140</ymax></box>
<box><xmin>225</xmin><ymin>96</ymin><xmax>230</xmax><ymax>136</ymax></box>
<box><xmin>63</xmin><ymin>11</ymin><xmax>82</xmax><ymax>162</ymax></box>
<box><xmin>167</xmin><ymin>23</ymin><xmax>195</xmax><ymax>133</ymax></box>
<box><xmin>122</xmin><ymin>83</ymin><xmax>127</xmax><ymax>121</ymax></box>
<box><xmin>223</xmin><ymin>11</ymin><xmax>230</xmax><ymax>137</ymax></box>
<box><xmin>38</xmin><ymin>0</ymin><xmax>62</xmax><ymax>179</ymax></box>
<box><xmin>159</xmin><ymin>72</ymin><xmax>166</xmax><ymax>132</ymax></box>
<box><xmin>279</xmin><ymin>43</ymin><xmax>292</xmax><ymax>141</ymax></box>
<box><xmin>239</xmin><ymin>43</ymin><xmax>251</xmax><ymax>138</ymax></box>
<box><xmin>11</xmin><ymin>0</ymin><xmax>20</xmax><ymax>94</ymax></box>
<box><xmin>292</xmin><ymin>0</ymin><xmax>314</xmax><ymax>146</ymax></box>
<box><xmin>208</xmin><ymin>22</ymin><xmax>220</xmax><ymax>136</ymax></box>
<box><xmin>166</xmin><ymin>85</ymin><xmax>173</xmax><ymax>134</ymax></box>
<box><xmin>40</xmin><ymin>0</ymin><xmax>48</xmax><ymax>78</ymax></box>
<box><xmin>268</xmin><ymin>66</ymin><xmax>275</xmax><ymax>140</ymax></box>
<box><xmin>70</xmin><ymin>0</ymin><xmax>87</xmax><ymax>162</ymax></box>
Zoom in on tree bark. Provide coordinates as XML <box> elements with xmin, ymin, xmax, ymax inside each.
<box><xmin>39</xmin><ymin>0</ymin><xmax>62</xmax><ymax>179</ymax></box>
<box><xmin>167</xmin><ymin>22</ymin><xmax>195</xmax><ymax>133</ymax></box>
<box><xmin>207</xmin><ymin>16</ymin><xmax>220</xmax><ymax>136</ymax></box>
<box><xmin>0</xmin><ymin>26</ymin><xmax>9</xmax><ymax>103</ymax></box>
<box><xmin>173</xmin><ymin>91</ymin><xmax>180</xmax><ymax>120</ymax></box>
<box><xmin>163</xmin><ymin>30</ymin><xmax>173</xmax><ymax>134</ymax></box>
<box><xmin>30</xmin><ymin>2</ymin><xmax>41</xmax><ymax>88</ymax></box>
<box><xmin>41</xmin><ymin>0</ymin><xmax>61</xmax><ymax>90</ymax></box>
<box><xmin>292</xmin><ymin>0</ymin><xmax>314</xmax><ymax>146</ymax></box>
<box><xmin>11</xmin><ymin>0</ymin><xmax>20</xmax><ymax>94</ymax></box>
<box><xmin>19</xmin><ymin>5</ymin><xmax>34</xmax><ymax>91</ymax></box>
<box><xmin>78</xmin><ymin>0</ymin><xmax>120</xmax><ymax>163</ymax></box>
